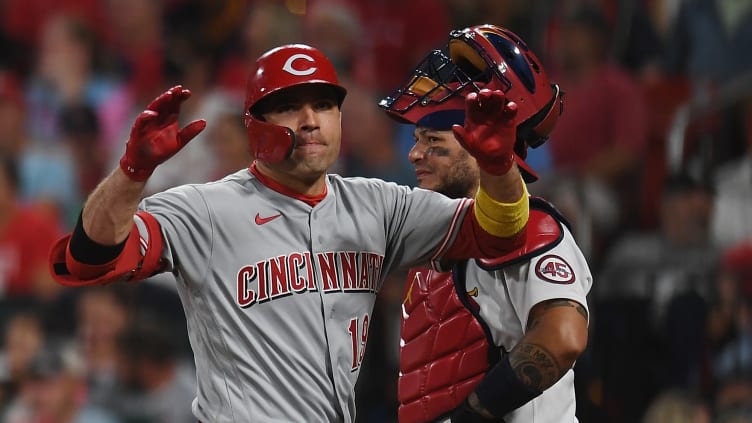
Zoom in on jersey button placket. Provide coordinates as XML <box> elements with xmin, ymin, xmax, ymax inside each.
<box><xmin>309</xmin><ymin>210</ymin><xmax>325</xmax><ymax>292</ymax></box>
<box><xmin>310</xmin><ymin>207</ymin><xmax>330</xmax><ymax>248</ymax></box>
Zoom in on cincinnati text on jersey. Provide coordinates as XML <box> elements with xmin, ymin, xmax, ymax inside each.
<box><xmin>236</xmin><ymin>251</ymin><xmax>385</xmax><ymax>308</ymax></box>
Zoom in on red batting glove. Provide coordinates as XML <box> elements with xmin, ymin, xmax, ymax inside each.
<box><xmin>119</xmin><ymin>85</ymin><xmax>207</xmax><ymax>181</ymax></box>
<box><xmin>452</xmin><ymin>89</ymin><xmax>518</xmax><ymax>175</ymax></box>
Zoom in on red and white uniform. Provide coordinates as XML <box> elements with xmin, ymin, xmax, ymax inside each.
<box><xmin>399</xmin><ymin>198</ymin><xmax>592</xmax><ymax>423</ymax></box>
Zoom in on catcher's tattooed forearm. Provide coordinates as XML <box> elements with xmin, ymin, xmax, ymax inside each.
<box><xmin>509</xmin><ymin>342</ymin><xmax>563</xmax><ymax>392</ymax></box>
<box><xmin>513</xmin><ymin>299</ymin><xmax>588</xmax><ymax>391</ymax></box>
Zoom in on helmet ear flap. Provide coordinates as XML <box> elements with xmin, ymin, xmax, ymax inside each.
<box><xmin>243</xmin><ymin>112</ymin><xmax>296</xmax><ymax>163</ymax></box>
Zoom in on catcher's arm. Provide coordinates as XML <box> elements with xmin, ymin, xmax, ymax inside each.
<box><xmin>509</xmin><ymin>299</ymin><xmax>589</xmax><ymax>390</ymax></box>
<box><xmin>453</xmin><ymin>89</ymin><xmax>528</xmax><ymax>240</ymax></box>
<box><xmin>452</xmin><ymin>299</ymin><xmax>589</xmax><ymax>422</ymax></box>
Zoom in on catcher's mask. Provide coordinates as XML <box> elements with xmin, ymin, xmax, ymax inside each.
<box><xmin>379</xmin><ymin>24</ymin><xmax>564</xmax><ymax>182</ymax></box>
<box><xmin>243</xmin><ymin>44</ymin><xmax>347</xmax><ymax>163</ymax></box>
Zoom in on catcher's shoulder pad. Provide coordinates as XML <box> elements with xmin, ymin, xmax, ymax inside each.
<box><xmin>477</xmin><ymin>196</ymin><xmax>571</xmax><ymax>270</ymax></box>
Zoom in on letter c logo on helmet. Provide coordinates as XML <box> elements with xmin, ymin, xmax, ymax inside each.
<box><xmin>282</xmin><ymin>54</ymin><xmax>317</xmax><ymax>76</ymax></box>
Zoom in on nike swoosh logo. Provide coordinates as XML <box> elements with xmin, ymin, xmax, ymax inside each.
<box><xmin>255</xmin><ymin>213</ymin><xmax>282</xmax><ymax>225</ymax></box>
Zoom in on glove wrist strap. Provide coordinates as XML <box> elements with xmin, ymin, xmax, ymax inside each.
<box><xmin>119</xmin><ymin>157</ymin><xmax>154</xmax><ymax>182</ymax></box>
<box><xmin>478</xmin><ymin>153</ymin><xmax>514</xmax><ymax>175</ymax></box>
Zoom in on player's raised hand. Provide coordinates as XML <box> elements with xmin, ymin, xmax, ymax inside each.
<box><xmin>452</xmin><ymin>89</ymin><xmax>517</xmax><ymax>175</ymax></box>
<box><xmin>119</xmin><ymin>85</ymin><xmax>207</xmax><ymax>181</ymax></box>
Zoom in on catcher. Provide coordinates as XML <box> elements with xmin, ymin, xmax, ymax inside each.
<box><xmin>380</xmin><ymin>24</ymin><xmax>593</xmax><ymax>423</ymax></box>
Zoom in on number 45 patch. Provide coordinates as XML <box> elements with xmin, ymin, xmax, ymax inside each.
<box><xmin>535</xmin><ymin>254</ymin><xmax>575</xmax><ymax>284</ymax></box>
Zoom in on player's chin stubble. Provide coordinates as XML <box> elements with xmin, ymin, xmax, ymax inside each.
<box><xmin>289</xmin><ymin>147</ymin><xmax>337</xmax><ymax>177</ymax></box>
<box><xmin>437</xmin><ymin>154</ymin><xmax>479</xmax><ymax>200</ymax></box>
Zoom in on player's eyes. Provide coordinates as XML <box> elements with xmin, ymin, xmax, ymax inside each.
<box><xmin>413</xmin><ymin>135</ymin><xmax>442</xmax><ymax>149</ymax></box>
<box><xmin>314</xmin><ymin>99</ymin><xmax>337</xmax><ymax>111</ymax></box>
<box><xmin>271</xmin><ymin>103</ymin><xmax>298</xmax><ymax>114</ymax></box>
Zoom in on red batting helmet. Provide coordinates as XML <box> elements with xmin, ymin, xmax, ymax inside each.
<box><xmin>243</xmin><ymin>44</ymin><xmax>347</xmax><ymax>163</ymax></box>
<box><xmin>379</xmin><ymin>24</ymin><xmax>564</xmax><ymax>182</ymax></box>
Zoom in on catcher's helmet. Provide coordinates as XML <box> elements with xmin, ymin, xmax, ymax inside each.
<box><xmin>379</xmin><ymin>24</ymin><xmax>564</xmax><ymax>182</ymax></box>
<box><xmin>243</xmin><ymin>44</ymin><xmax>347</xmax><ymax>163</ymax></box>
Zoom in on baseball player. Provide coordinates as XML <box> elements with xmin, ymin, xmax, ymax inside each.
<box><xmin>48</xmin><ymin>43</ymin><xmax>533</xmax><ymax>422</ymax></box>
<box><xmin>380</xmin><ymin>25</ymin><xmax>593</xmax><ymax>422</ymax></box>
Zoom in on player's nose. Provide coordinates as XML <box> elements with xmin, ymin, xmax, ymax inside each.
<box><xmin>298</xmin><ymin>103</ymin><xmax>320</xmax><ymax>131</ymax></box>
<box><xmin>408</xmin><ymin>142</ymin><xmax>426</xmax><ymax>163</ymax></box>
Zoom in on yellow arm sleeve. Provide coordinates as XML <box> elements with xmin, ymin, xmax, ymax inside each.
<box><xmin>473</xmin><ymin>182</ymin><xmax>529</xmax><ymax>238</ymax></box>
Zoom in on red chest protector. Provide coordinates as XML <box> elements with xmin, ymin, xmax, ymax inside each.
<box><xmin>397</xmin><ymin>198</ymin><xmax>568</xmax><ymax>423</ymax></box>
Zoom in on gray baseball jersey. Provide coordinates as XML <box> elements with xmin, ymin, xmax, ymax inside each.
<box><xmin>136</xmin><ymin>168</ymin><xmax>472</xmax><ymax>423</ymax></box>
<box><xmin>457</xmin><ymin>223</ymin><xmax>592</xmax><ymax>423</ymax></box>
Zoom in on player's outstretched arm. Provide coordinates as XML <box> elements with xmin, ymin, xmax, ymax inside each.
<box><xmin>48</xmin><ymin>86</ymin><xmax>205</xmax><ymax>286</ymax></box>
<box><xmin>84</xmin><ymin>85</ymin><xmax>205</xmax><ymax>245</ymax></box>
<box><xmin>451</xmin><ymin>299</ymin><xmax>589</xmax><ymax>422</ymax></box>
<box><xmin>81</xmin><ymin>168</ymin><xmax>147</xmax><ymax>245</ymax></box>
<box><xmin>452</xmin><ymin>89</ymin><xmax>528</xmax><ymax>240</ymax></box>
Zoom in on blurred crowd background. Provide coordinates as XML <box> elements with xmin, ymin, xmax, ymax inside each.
<box><xmin>0</xmin><ymin>0</ymin><xmax>751</xmax><ymax>422</ymax></box>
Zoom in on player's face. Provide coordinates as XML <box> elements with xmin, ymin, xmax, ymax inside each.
<box><xmin>408</xmin><ymin>127</ymin><xmax>480</xmax><ymax>199</ymax></box>
<box><xmin>259</xmin><ymin>85</ymin><xmax>342</xmax><ymax>182</ymax></box>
